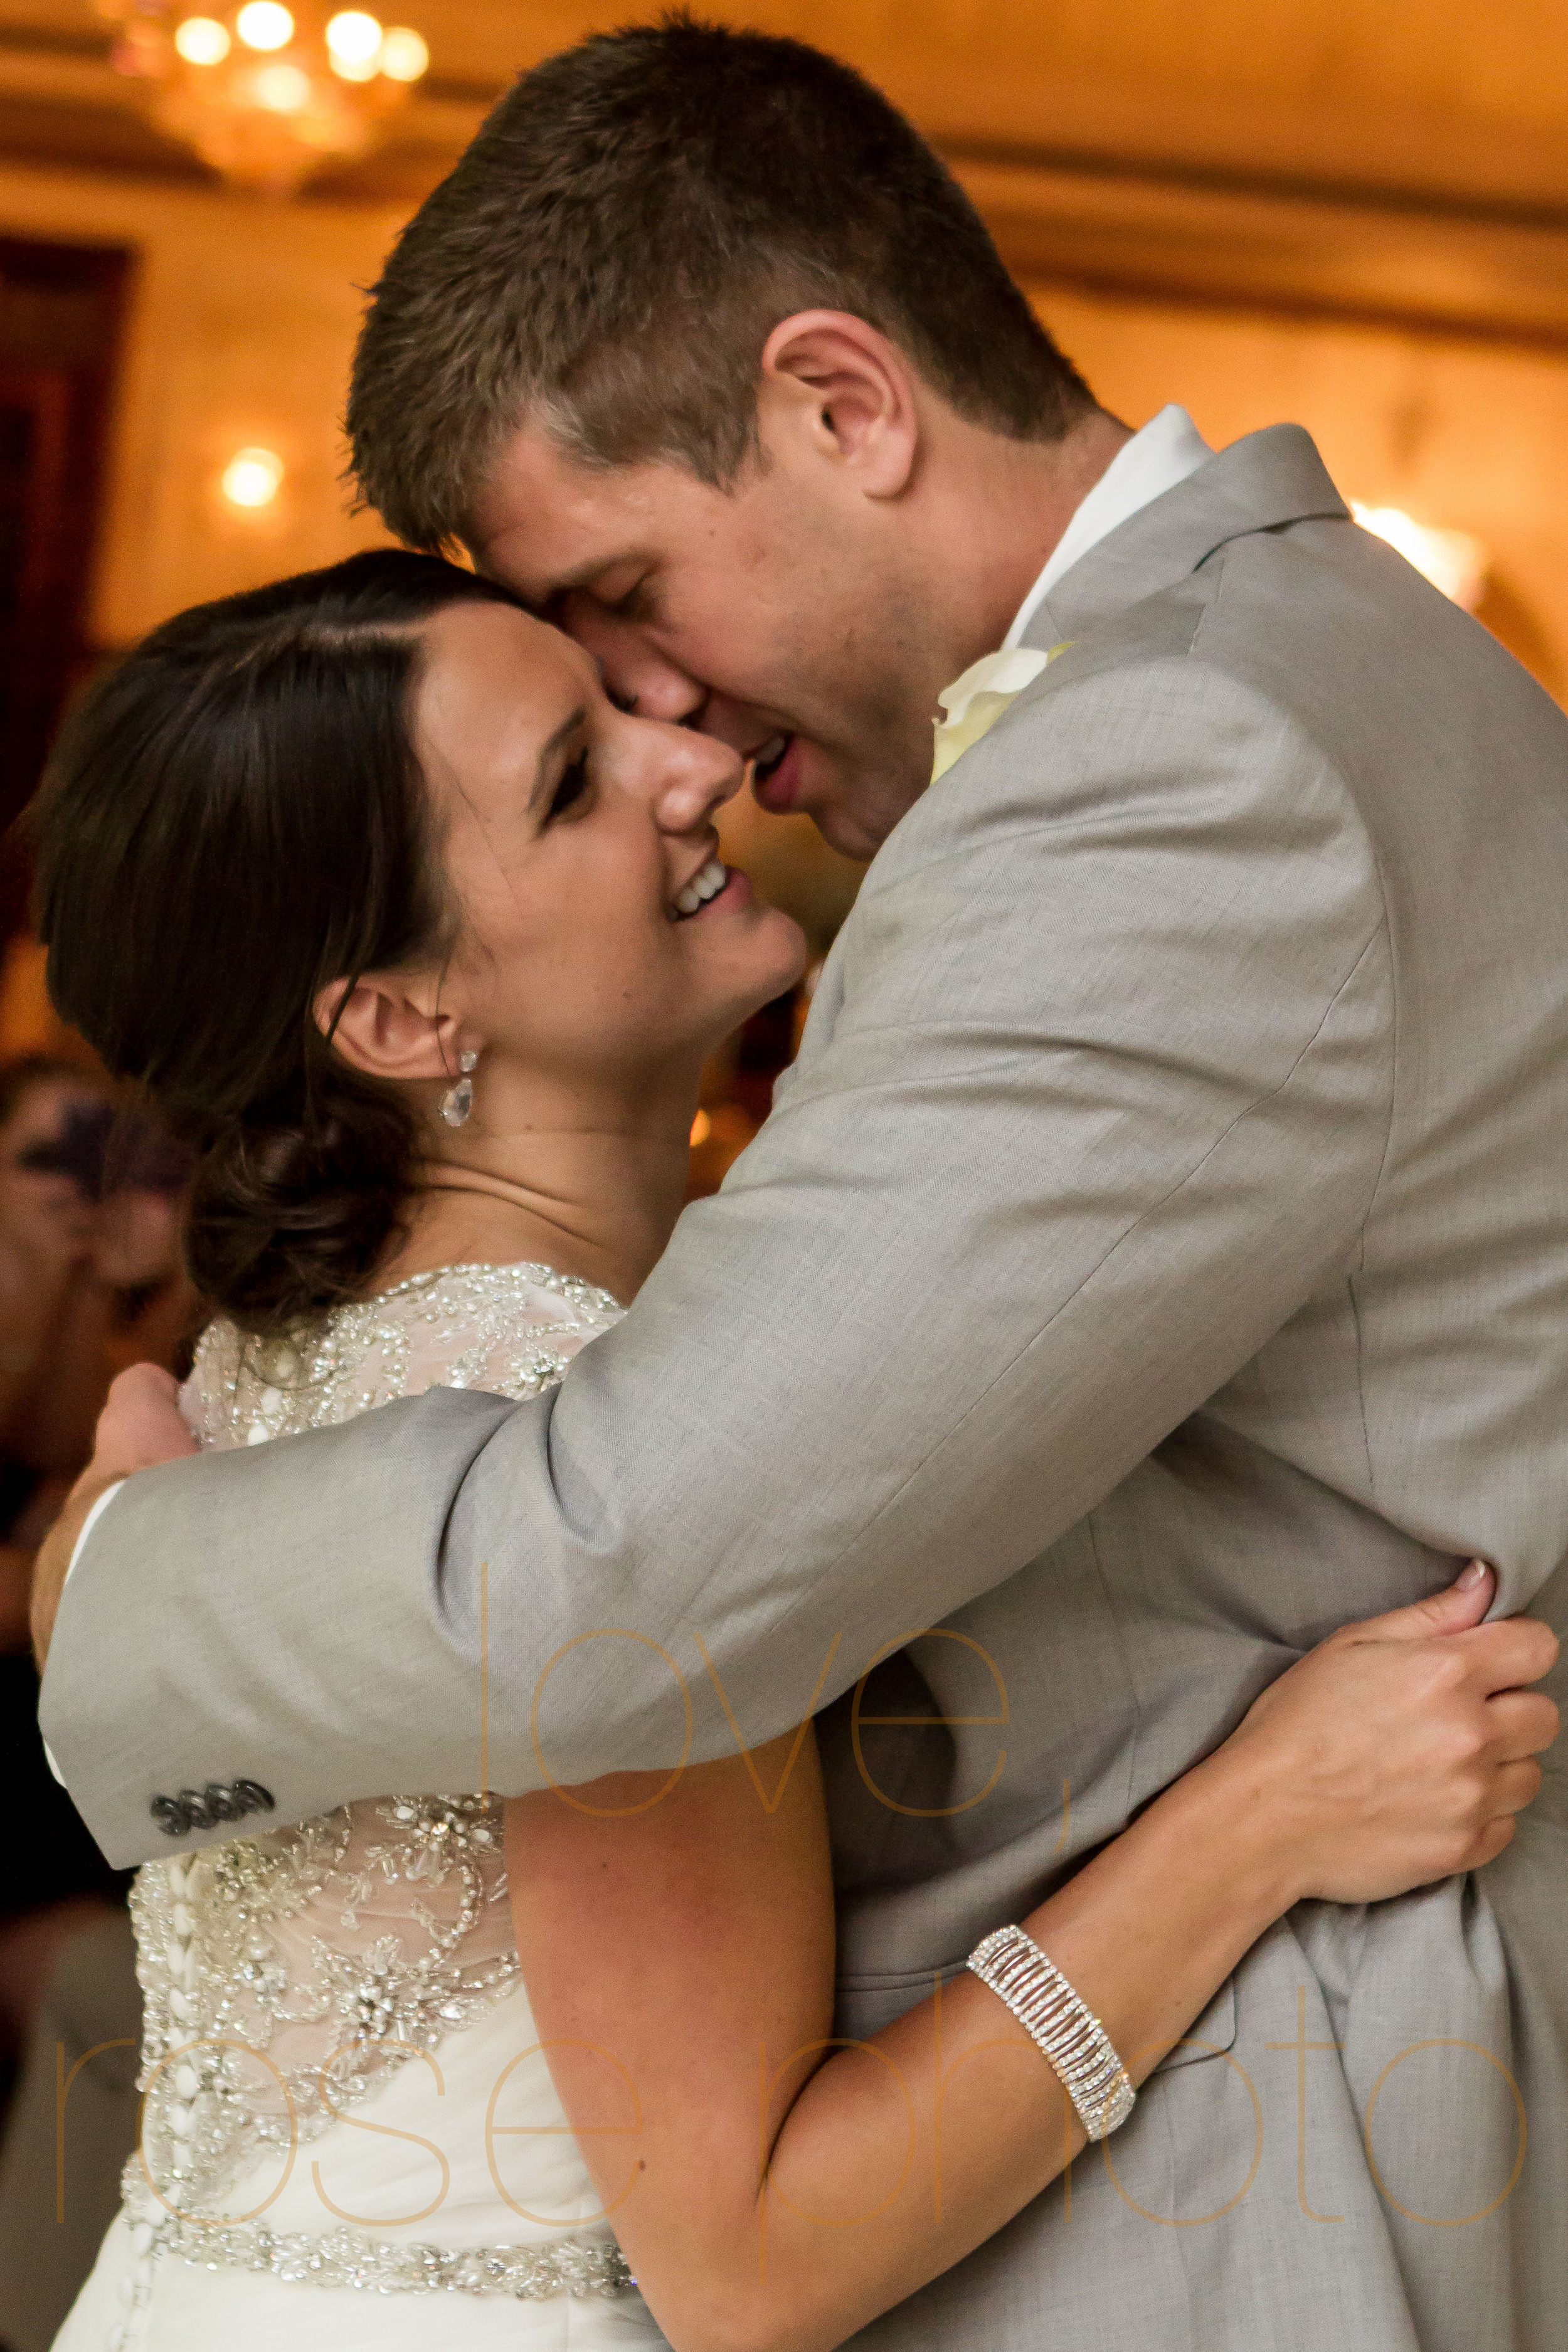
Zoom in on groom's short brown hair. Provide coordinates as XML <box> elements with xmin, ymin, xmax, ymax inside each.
<box><xmin>347</xmin><ymin>14</ymin><xmax>1093</xmax><ymax>551</ymax></box>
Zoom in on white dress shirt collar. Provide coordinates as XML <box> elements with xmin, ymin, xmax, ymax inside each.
<box><xmin>1002</xmin><ymin>404</ymin><xmax>1214</xmax><ymax>651</ymax></box>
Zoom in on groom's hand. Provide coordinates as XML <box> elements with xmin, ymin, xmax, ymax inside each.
<box><xmin>31</xmin><ymin>1364</ymin><xmax>198</xmax><ymax>1666</ymax></box>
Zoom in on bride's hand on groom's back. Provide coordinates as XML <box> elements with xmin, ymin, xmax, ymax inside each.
<box><xmin>85</xmin><ymin>1362</ymin><xmax>197</xmax><ymax>1480</ymax></box>
<box><xmin>1210</xmin><ymin>1561</ymin><xmax>1560</xmax><ymax>1907</ymax></box>
<box><xmin>31</xmin><ymin>1362</ymin><xmax>196</xmax><ymax>1665</ymax></box>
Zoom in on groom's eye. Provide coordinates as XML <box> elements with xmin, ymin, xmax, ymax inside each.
<box><xmin>605</xmin><ymin>576</ymin><xmax>652</xmax><ymax>622</ymax></box>
<box><xmin>547</xmin><ymin>749</ymin><xmax>591</xmax><ymax>821</ymax></box>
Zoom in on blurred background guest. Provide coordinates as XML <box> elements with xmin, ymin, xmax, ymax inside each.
<box><xmin>0</xmin><ymin>1059</ymin><xmax>129</xmax><ymax>2025</ymax></box>
<box><xmin>0</xmin><ymin>1056</ymin><xmax>193</xmax><ymax>2023</ymax></box>
<box><xmin>0</xmin><ymin>1055</ymin><xmax>193</xmax><ymax>2352</ymax></box>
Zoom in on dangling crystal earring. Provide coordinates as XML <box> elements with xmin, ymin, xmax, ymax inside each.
<box><xmin>440</xmin><ymin>1049</ymin><xmax>479</xmax><ymax>1129</ymax></box>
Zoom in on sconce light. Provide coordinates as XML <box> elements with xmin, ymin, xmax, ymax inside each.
<box><xmin>1351</xmin><ymin>504</ymin><xmax>1488</xmax><ymax>612</ymax></box>
<box><xmin>221</xmin><ymin>446</ymin><xmax>284</xmax><ymax>508</ymax></box>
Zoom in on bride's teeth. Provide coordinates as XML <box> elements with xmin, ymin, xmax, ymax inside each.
<box><xmin>755</xmin><ymin>733</ymin><xmax>788</xmax><ymax>774</ymax></box>
<box><xmin>673</xmin><ymin>858</ymin><xmax>729</xmax><ymax>918</ymax></box>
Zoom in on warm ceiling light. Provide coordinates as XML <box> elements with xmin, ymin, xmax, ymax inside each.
<box><xmin>377</xmin><ymin>24</ymin><xmax>428</xmax><ymax>80</ymax></box>
<box><xmin>326</xmin><ymin>9</ymin><xmax>381</xmax><ymax>59</ymax></box>
<box><xmin>326</xmin><ymin>8</ymin><xmax>381</xmax><ymax>76</ymax></box>
<box><xmin>174</xmin><ymin>15</ymin><xmax>231</xmax><ymax>63</ymax></box>
<box><xmin>235</xmin><ymin>1</ymin><xmax>294</xmax><ymax>50</ymax></box>
<box><xmin>1351</xmin><ymin>504</ymin><xmax>1488</xmax><ymax>612</ymax></box>
<box><xmin>221</xmin><ymin>447</ymin><xmax>284</xmax><ymax>507</ymax></box>
<box><xmin>252</xmin><ymin>58</ymin><xmax>309</xmax><ymax>108</ymax></box>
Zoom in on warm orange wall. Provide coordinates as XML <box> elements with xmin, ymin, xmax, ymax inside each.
<box><xmin>0</xmin><ymin>160</ymin><xmax>401</xmax><ymax>644</ymax></box>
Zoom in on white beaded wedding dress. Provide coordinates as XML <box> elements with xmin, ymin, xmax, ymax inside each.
<box><xmin>56</xmin><ymin>1264</ymin><xmax>668</xmax><ymax>2351</ymax></box>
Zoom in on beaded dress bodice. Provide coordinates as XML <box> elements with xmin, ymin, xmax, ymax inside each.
<box><xmin>115</xmin><ymin>1264</ymin><xmax>638</xmax><ymax>2327</ymax></box>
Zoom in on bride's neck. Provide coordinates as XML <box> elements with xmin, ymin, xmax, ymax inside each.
<box><xmin>374</xmin><ymin>1064</ymin><xmax>697</xmax><ymax>1307</ymax></box>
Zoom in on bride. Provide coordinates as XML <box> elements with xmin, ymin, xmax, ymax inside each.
<box><xmin>36</xmin><ymin>550</ymin><xmax>1556</xmax><ymax>2351</ymax></box>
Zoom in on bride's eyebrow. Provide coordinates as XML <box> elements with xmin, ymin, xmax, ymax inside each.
<box><xmin>527</xmin><ymin>706</ymin><xmax>586</xmax><ymax>812</ymax></box>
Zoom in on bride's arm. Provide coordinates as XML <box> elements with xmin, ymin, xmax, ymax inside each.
<box><xmin>506</xmin><ymin>1566</ymin><xmax>1556</xmax><ymax>2352</ymax></box>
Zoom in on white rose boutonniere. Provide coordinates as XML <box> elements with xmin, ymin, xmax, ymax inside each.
<box><xmin>931</xmin><ymin>642</ymin><xmax>1071</xmax><ymax>783</ymax></box>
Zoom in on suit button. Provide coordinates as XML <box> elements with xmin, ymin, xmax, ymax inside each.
<box><xmin>176</xmin><ymin>1787</ymin><xmax>216</xmax><ymax>1830</ymax></box>
<box><xmin>233</xmin><ymin>1779</ymin><xmax>275</xmax><ymax>1816</ymax></box>
<box><xmin>149</xmin><ymin>1795</ymin><xmax>188</xmax><ymax>1838</ymax></box>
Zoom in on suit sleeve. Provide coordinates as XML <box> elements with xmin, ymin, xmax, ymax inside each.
<box><xmin>43</xmin><ymin>657</ymin><xmax>1395</xmax><ymax>1864</ymax></box>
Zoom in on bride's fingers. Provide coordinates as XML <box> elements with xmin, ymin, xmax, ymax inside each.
<box><xmin>1467</xmin><ymin>1814</ymin><xmax>1521</xmax><ymax>1868</ymax></box>
<box><xmin>1453</xmin><ymin>1614</ymin><xmax>1560</xmax><ymax>1695</ymax></box>
<box><xmin>1485</xmin><ymin>1757</ymin><xmax>1545</xmax><ymax>1817</ymax></box>
<box><xmin>1482</xmin><ymin>1689</ymin><xmax>1561</xmax><ymax>1761</ymax></box>
<box><xmin>1342</xmin><ymin>1560</ymin><xmax>1494</xmax><ymax>1642</ymax></box>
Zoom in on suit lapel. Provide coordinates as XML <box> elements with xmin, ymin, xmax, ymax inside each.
<box><xmin>1021</xmin><ymin>423</ymin><xmax>1350</xmax><ymax>652</ymax></box>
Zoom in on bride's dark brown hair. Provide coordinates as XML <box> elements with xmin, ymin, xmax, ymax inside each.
<box><xmin>31</xmin><ymin>549</ymin><xmax>522</xmax><ymax>1334</ymax></box>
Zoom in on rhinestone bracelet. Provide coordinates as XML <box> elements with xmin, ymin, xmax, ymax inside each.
<box><xmin>967</xmin><ymin>1925</ymin><xmax>1136</xmax><ymax>2141</ymax></box>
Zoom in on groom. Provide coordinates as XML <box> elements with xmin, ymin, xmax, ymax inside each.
<box><xmin>36</xmin><ymin>19</ymin><xmax>1568</xmax><ymax>2349</ymax></box>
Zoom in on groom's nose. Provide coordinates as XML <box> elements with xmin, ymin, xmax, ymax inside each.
<box><xmin>556</xmin><ymin>594</ymin><xmax>707</xmax><ymax>726</ymax></box>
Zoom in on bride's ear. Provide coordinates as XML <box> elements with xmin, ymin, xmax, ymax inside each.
<box><xmin>313</xmin><ymin>975</ymin><xmax>467</xmax><ymax>1086</ymax></box>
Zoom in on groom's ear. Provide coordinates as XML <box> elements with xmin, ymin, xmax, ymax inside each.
<box><xmin>313</xmin><ymin>975</ymin><xmax>464</xmax><ymax>1086</ymax></box>
<box><xmin>758</xmin><ymin>310</ymin><xmax>918</xmax><ymax>501</ymax></box>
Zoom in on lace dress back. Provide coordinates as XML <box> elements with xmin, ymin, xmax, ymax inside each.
<box><xmin>70</xmin><ymin>1265</ymin><xmax>665</xmax><ymax>2352</ymax></box>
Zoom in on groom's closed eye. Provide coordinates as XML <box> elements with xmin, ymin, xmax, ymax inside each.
<box><xmin>591</xmin><ymin>573</ymin><xmax>655</xmax><ymax>627</ymax></box>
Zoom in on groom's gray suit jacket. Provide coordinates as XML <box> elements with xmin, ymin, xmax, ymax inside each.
<box><xmin>45</xmin><ymin>426</ymin><xmax>1568</xmax><ymax>2349</ymax></box>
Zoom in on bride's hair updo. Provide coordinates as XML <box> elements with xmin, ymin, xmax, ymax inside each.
<box><xmin>33</xmin><ymin>548</ymin><xmax>524</xmax><ymax>1334</ymax></box>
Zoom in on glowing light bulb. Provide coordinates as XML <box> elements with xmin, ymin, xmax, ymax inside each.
<box><xmin>252</xmin><ymin>60</ymin><xmax>309</xmax><ymax>109</ymax></box>
<box><xmin>376</xmin><ymin>24</ymin><xmax>428</xmax><ymax>80</ymax></box>
<box><xmin>327</xmin><ymin>11</ymin><xmax>381</xmax><ymax>80</ymax></box>
<box><xmin>174</xmin><ymin>15</ymin><xmax>231</xmax><ymax>63</ymax></box>
<box><xmin>1350</xmin><ymin>504</ymin><xmax>1488</xmax><ymax>610</ymax></box>
<box><xmin>221</xmin><ymin>447</ymin><xmax>284</xmax><ymax>508</ymax></box>
<box><xmin>327</xmin><ymin>10</ymin><xmax>382</xmax><ymax>60</ymax></box>
<box><xmin>235</xmin><ymin>2</ymin><xmax>294</xmax><ymax>51</ymax></box>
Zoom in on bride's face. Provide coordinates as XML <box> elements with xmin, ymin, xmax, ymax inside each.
<box><xmin>413</xmin><ymin>600</ymin><xmax>807</xmax><ymax>1095</ymax></box>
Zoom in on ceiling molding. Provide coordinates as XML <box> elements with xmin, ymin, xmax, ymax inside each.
<box><xmin>939</xmin><ymin>132</ymin><xmax>1568</xmax><ymax>238</ymax></box>
<box><xmin>960</xmin><ymin>156</ymin><xmax>1568</xmax><ymax>352</ymax></box>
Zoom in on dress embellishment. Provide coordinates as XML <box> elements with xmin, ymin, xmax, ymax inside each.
<box><xmin>181</xmin><ymin>1261</ymin><xmax>623</xmax><ymax>1450</ymax></box>
<box><xmin>119</xmin><ymin>2180</ymin><xmax>633</xmax><ymax>2303</ymax></box>
<box><xmin>110</xmin><ymin>1263</ymin><xmax>632</xmax><ymax>2345</ymax></box>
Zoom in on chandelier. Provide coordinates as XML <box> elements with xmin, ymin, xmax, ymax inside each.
<box><xmin>100</xmin><ymin>0</ymin><xmax>430</xmax><ymax>193</ymax></box>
